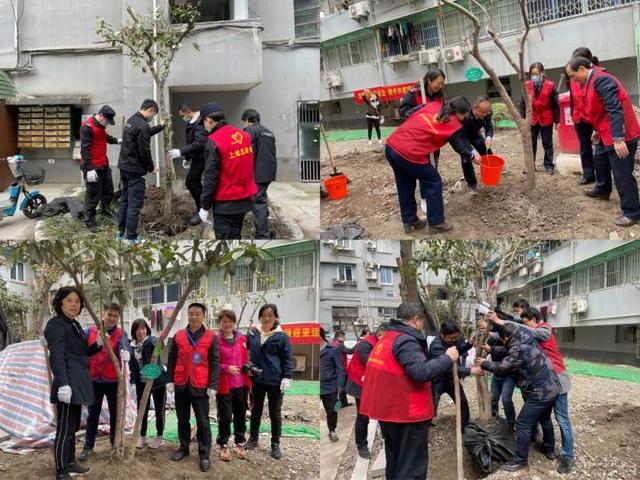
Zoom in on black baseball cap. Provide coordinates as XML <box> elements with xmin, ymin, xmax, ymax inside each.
<box><xmin>97</xmin><ymin>105</ymin><xmax>116</xmax><ymax>125</ymax></box>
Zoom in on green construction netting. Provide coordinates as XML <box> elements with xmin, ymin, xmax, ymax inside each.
<box><xmin>324</xmin><ymin>127</ymin><xmax>397</xmax><ymax>143</ymax></box>
<box><xmin>565</xmin><ymin>357</ymin><xmax>640</xmax><ymax>384</ymax></box>
<box><xmin>496</xmin><ymin>119</ymin><xmax>517</xmax><ymax>129</ymax></box>
<box><xmin>145</xmin><ymin>414</ymin><xmax>319</xmax><ymax>441</ymax></box>
<box><xmin>287</xmin><ymin>380</ymin><xmax>320</xmax><ymax>396</ymax></box>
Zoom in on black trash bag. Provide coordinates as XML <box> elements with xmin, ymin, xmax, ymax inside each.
<box><xmin>320</xmin><ymin>222</ymin><xmax>364</xmax><ymax>240</ymax></box>
<box><xmin>42</xmin><ymin>197</ymin><xmax>85</xmax><ymax>220</ymax></box>
<box><xmin>463</xmin><ymin>418</ymin><xmax>515</xmax><ymax>474</ymax></box>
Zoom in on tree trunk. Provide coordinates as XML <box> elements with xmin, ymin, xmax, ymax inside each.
<box><xmin>157</xmin><ymin>84</ymin><xmax>175</xmax><ymax>218</ymax></box>
<box><xmin>517</xmin><ymin>122</ymin><xmax>536</xmax><ymax>190</ymax></box>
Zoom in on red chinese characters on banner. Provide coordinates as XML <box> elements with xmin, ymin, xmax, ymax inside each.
<box><xmin>281</xmin><ymin>322</ymin><xmax>321</xmax><ymax>345</ymax></box>
<box><xmin>353</xmin><ymin>82</ymin><xmax>417</xmax><ymax>105</ymax></box>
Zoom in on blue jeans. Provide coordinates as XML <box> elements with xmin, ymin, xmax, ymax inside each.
<box><xmin>385</xmin><ymin>145</ymin><xmax>445</xmax><ymax>226</ymax></box>
<box><xmin>490</xmin><ymin>374</ymin><xmax>516</xmax><ymax>426</ymax></box>
<box><xmin>514</xmin><ymin>396</ymin><xmax>556</xmax><ymax>465</ymax></box>
<box><xmin>553</xmin><ymin>393</ymin><xmax>574</xmax><ymax>459</ymax></box>
<box><xmin>117</xmin><ymin>171</ymin><xmax>146</xmax><ymax>239</ymax></box>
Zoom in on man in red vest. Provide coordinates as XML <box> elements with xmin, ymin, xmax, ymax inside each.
<box><xmin>166</xmin><ymin>303</ymin><xmax>219</xmax><ymax>473</ymax></box>
<box><xmin>345</xmin><ymin>324</ymin><xmax>386</xmax><ymax>459</ymax></box>
<box><xmin>80</xmin><ymin>105</ymin><xmax>122</xmax><ymax>233</ymax></box>
<box><xmin>198</xmin><ymin>102</ymin><xmax>258</xmax><ymax>239</ymax></box>
<box><xmin>360</xmin><ymin>303</ymin><xmax>460</xmax><ymax>480</ymax></box>
<box><xmin>567</xmin><ymin>56</ymin><xmax>640</xmax><ymax>227</ymax></box>
<box><xmin>79</xmin><ymin>303</ymin><xmax>130</xmax><ymax>461</ymax></box>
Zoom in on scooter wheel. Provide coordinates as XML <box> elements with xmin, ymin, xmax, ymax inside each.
<box><xmin>23</xmin><ymin>193</ymin><xmax>47</xmax><ymax>218</ymax></box>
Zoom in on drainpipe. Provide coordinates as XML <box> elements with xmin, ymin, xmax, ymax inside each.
<box><xmin>153</xmin><ymin>0</ymin><xmax>161</xmax><ymax>186</ymax></box>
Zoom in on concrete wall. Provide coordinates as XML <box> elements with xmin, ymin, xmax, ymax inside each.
<box><xmin>0</xmin><ymin>260</ymin><xmax>34</xmax><ymax>298</ymax></box>
<box><xmin>556</xmin><ymin>325</ymin><xmax>639</xmax><ymax>366</ymax></box>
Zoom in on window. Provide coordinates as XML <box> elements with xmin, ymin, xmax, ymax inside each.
<box><xmin>258</xmin><ymin>257</ymin><xmax>285</xmax><ymax>290</ymax></box>
<box><xmin>284</xmin><ymin>253</ymin><xmax>314</xmax><ymax>288</ymax></box>
<box><xmin>589</xmin><ymin>263</ymin><xmax>605</xmax><ymax>291</ymax></box>
<box><xmin>542</xmin><ymin>277</ymin><xmax>558</xmax><ymax>301</ymax></box>
<box><xmin>615</xmin><ymin>325</ymin><xmax>637</xmax><ymax>344</ymax></box>
<box><xmin>151</xmin><ymin>280</ymin><xmax>164</xmax><ymax>304</ymax></box>
<box><xmin>376</xmin><ymin>240</ymin><xmax>392</xmax><ymax>254</ymax></box>
<box><xmin>559</xmin><ymin>273</ymin><xmax>571</xmax><ymax>297</ymax></box>
<box><xmin>166</xmin><ymin>282</ymin><xmax>181</xmax><ymax>303</ymax></box>
<box><xmin>336</xmin><ymin>239</ymin><xmax>353</xmax><ymax>250</ymax></box>
<box><xmin>170</xmin><ymin>0</ymin><xmax>231</xmax><ymax>23</ymax></box>
<box><xmin>561</xmin><ymin>328</ymin><xmax>575</xmax><ymax>343</ymax></box>
<box><xmin>380</xmin><ymin>15</ymin><xmax>440</xmax><ymax>58</ymax></box>
<box><xmin>337</xmin><ymin>265</ymin><xmax>354</xmax><ymax>282</ymax></box>
<box><xmin>532</xmin><ymin>285</ymin><xmax>543</xmax><ymax>303</ymax></box>
<box><xmin>377</xmin><ymin>307</ymin><xmax>396</xmax><ymax>319</ymax></box>
<box><xmin>332</xmin><ymin>306</ymin><xmax>359</xmax><ymax>332</ymax></box>
<box><xmin>379</xmin><ymin>267</ymin><xmax>394</xmax><ymax>285</ymax></box>
<box><xmin>294</xmin><ymin>0</ymin><xmax>320</xmax><ymax>40</ymax></box>
<box><xmin>133</xmin><ymin>279</ymin><xmax>153</xmax><ymax>306</ymax></box>
<box><xmin>574</xmin><ymin>268</ymin><xmax>589</xmax><ymax>294</ymax></box>
<box><xmin>606</xmin><ymin>258</ymin><xmax>623</xmax><ymax>288</ymax></box>
<box><xmin>527</xmin><ymin>0</ymin><xmax>582</xmax><ymax>25</ymax></box>
<box><xmin>10</xmin><ymin>262</ymin><xmax>24</xmax><ymax>282</ymax></box>
<box><xmin>436</xmin><ymin>288</ymin><xmax>449</xmax><ymax>300</ymax></box>
<box><xmin>411</xmin><ymin>17</ymin><xmax>440</xmax><ymax>51</ymax></box>
<box><xmin>230</xmin><ymin>264</ymin><xmax>254</xmax><ymax>293</ymax></box>
<box><xmin>209</xmin><ymin>270</ymin><xmax>227</xmax><ymax>297</ymax></box>
<box><xmin>625</xmin><ymin>250</ymin><xmax>640</xmax><ymax>283</ymax></box>
<box><xmin>587</xmin><ymin>0</ymin><xmax>635</xmax><ymax>14</ymax></box>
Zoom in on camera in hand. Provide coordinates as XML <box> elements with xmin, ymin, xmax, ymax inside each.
<box><xmin>243</xmin><ymin>362</ymin><xmax>263</xmax><ymax>377</ymax></box>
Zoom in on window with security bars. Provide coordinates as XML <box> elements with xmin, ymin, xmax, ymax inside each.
<box><xmin>441</xmin><ymin>0</ymin><xmax>521</xmax><ymax>46</ymax></box>
<box><xmin>230</xmin><ymin>264</ymin><xmax>254</xmax><ymax>293</ymax></box>
<box><xmin>533</xmin><ymin>285</ymin><xmax>543</xmax><ymax>303</ymax></box>
<box><xmin>606</xmin><ymin>258</ymin><xmax>624</xmax><ymax>288</ymax></box>
<box><xmin>587</xmin><ymin>0</ymin><xmax>637</xmax><ymax>13</ymax></box>
<box><xmin>257</xmin><ymin>257</ymin><xmax>285</xmax><ymax>291</ymax></box>
<box><xmin>294</xmin><ymin>0</ymin><xmax>320</xmax><ymax>40</ymax></box>
<box><xmin>332</xmin><ymin>306</ymin><xmax>359</xmax><ymax>332</ymax></box>
<box><xmin>527</xmin><ymin>0</ymin><xmax>583</xmax><ymax>24</ymax></box>
<box><xmin>133</xmin><ymin>279</ymin><xmax>153</xmax><ymax>306</ymax></box>
<box><xmin>615</xmin><ymin>325</ymin><xmax>637</xmax><ymax>344</ymax></box>
<box><xmin>323</xmin><ymin>36</ymin><xmax>377</xmax><ymax>70</ymax></box>
<box><xmin>625</xmin><ymin>251</ymin><xmax>640</xmax><ymax>283</ymax></box>
<box><xmin>574</xmin><ymin>268</ymin><xmax>589</xmax><ymax>294</ymax></box>
<box><xmin>337</xmin><ymin>264</ymin><xmax>354</xmax><ymax>282</ymax></box>
<box><xmin>284</xmin><ymin>253</ymin><xmax>315</xmax><ymax>288</ymax></box>
<box><xmin>410</xmin><ymin>17</ymin><xmax>440</xmax><ymax>51</ymax></box>
<box><xmin>589</xmin><ymin>263</ymin><xmax>605</xmax><ymax>291</ymax></box>
<box><xmin>542</xmin><ymin>277</ymin><xmax>558</xmax><ymax>301</ymax></box>
<box><xmin>559</xmin><ymin>273</ymin><xmax>572</xmax><ymax>297</ymax></box>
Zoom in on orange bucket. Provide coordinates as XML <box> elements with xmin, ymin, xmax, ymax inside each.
<box><xmin>324</xmin><ymin>174</ymin><xmax>348</xmax><ymax>200</ymax></box>
<box><xmin>480</xmin><ymin>155</ymin><xmax>505</xmax><ymax>187</ymax></box>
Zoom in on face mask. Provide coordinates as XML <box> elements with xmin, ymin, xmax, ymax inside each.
<box><xmin>512</xmin><ymin>315</ymin><xmax>521</xmax><ymax>322</ymax></box>
<box><xmin>97</xmin><ymin>118</ymin><xmax>108</xmax><ymax>127</ymax></box>
<box><xmin>531</xmin><ymin>75</ymin><xmax>542</xmax><ymax>83</ymax></box>
<box><xmin>205</xmin><ymin>123</ymin><xmax>214</xmax><ymax>133</ymax></box>
<box><xmin>182</xmin><ymin>116</ymin><xmax>190</xmax><ymax>124</ymax></box>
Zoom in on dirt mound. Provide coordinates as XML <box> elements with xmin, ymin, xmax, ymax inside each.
<box><xmin>321</xmin><ymin>131</ymin><xmax>640</xmax><ymax>239</ymax></box>
<box><xmin>139</xmin><ymin>186</ymin><xmax>195</xmax><ymax>237</ymax></box>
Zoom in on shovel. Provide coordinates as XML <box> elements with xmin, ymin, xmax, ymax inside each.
<box><xmin>320</xmin><ymin>122</ymin><xmax>349</xmax><ymax>182</ymax></box>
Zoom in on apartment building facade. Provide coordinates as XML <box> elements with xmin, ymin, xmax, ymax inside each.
<box><xmin>320</xmin><ymin>0</ymin><xmax>640</xmax><ymax>128</ymax></box>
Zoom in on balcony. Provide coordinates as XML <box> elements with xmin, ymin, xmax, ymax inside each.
<box><xmin>168</xmin><ymin>19</ymin><xmax>263</xmax><ymax>91</ymax></box>
<box><xmin>333</xmin><ymin>279</ymin><xmax>357</xmax><ymax>287</ymax></box>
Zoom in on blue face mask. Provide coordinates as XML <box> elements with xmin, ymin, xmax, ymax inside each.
<box><xmin>512</xmin><ymin>315</ymin><xmax>522</xmax><ymax>323</ymax></box>
<box><xmin>531</xmin><ymin>75</ymin><xmax>541</xmax><ymax>83</ymax></box>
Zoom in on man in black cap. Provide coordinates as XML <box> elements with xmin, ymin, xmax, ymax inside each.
<box><xmin>80</xmin><ymin>105</ymin><xmax>121</xmax><ymax>233</ymax></box>
<box><xmin>117</xmin><ymin>99</ymin><xmax>166</xmax><ymax>243</ymax></box>
<box><xmin>169</xmin><ymin>104</ymin><xmax>208</xmax><ymax>226</ymax></box>
<box><xmin>199</xmin><ymin>102</ymin><xmax>258</xmax><ymax>239</ymax></box>
<box><xmin>241</xmin><ymin>108</ymin><xmax>277</xmax><ymax>239</ymax></box>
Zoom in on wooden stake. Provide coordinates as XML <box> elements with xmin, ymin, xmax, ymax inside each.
<box><xmin>453</xmin><ymin>362</ymin><xmax>464</xmax><ymax>480</ymax></box>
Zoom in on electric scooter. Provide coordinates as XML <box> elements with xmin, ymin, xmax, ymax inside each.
<box><xmin>0</xmin><ymin>155</ymin><xmax>47</xmax><ymax>222</ymax></box>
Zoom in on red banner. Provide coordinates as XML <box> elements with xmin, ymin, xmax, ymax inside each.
<box><xmin>281</xmin><ymin>322</ymin><xmax>321</xmax><ymax>345</ymax></box>
<box><xmin>353</xmin><ymin>82</ymin><xmax>417</xmax><ymax>105</ymax></box>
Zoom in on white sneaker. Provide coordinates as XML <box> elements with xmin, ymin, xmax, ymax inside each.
<box><xmin>148</xmin><ymin>436</ymin><xmax>164</xmax><ymax>449</ymax></box>
<box><xmin>368</xmin><ymin>140</ymin><xmax>372</xmax><ymax>145</ymax></box>
<box><xmin>136</xmin><ymin>436</ymin><xmax>146</xmax><ymax>449</ymax></box>
<box><xmin>378</xmin><ymin>139</ymin><xmax>383</xmax><ymax>145</ymax></box>
<box><xmin>421</xmin><ymin>199</ymin><xmax>427</xmax><ymax>214</ymax></box>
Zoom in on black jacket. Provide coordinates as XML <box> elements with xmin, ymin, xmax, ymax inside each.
<box><xmin>386</xmin><ymin>319</ymin><xmax>453</xmax><ymax>385</ymax></box>
<box><xmin>244</xmin><ymin>123</ymin><xmax>277</xmax><ymax>184</ymax></box>
<box><xmin>345</xmin><ymin>337</ymin><xmax>375</xmax><ymax>399</ymax></box>
<box><xmin>44</xmin><ymin>315</ymin><xmax>100</xmax><ymax>405</ymax></box>
<box><xmin>428</xmin><ymin>335</ymin><xmax>474</xmax><ymax>389</ymax></box>
<box><xmin>320</xmin><ymin>343</ymin><xmax>346</xmax><ymax>395</ymax></box>
<box><xmin>117</xmin><ymin>112</ymin><xmax>164</xmax><ymax>176</ymax></box>
<box><xmin>129</xmin><ymin>336</ymin><xmax>167</xmax><ymax>390</ymax></box>
<box><xmin>400</xmin><ymin>88</ymin><xmax>441</xmax><ymax>120</ymax></box>
<box><xmin>180</xmin><ymin>114</ymin><xmax>208</xmax><ymax>164</ymax></box>
<box><xmin>166</xmin><ymin>325</ymin><xmax>220</xmax><ymax>396</ymax></box>
<box><xmin>519</xmin><ymin>80</ymin><xmax>560</xmax><ymax>124</ymax></box>
<box><xmin>80</xmin><ymin>116</ymin><xmax>119</xmax><ymax>171</ymax></box>
<box><xmin>481</xmin><ymin>327</ymin><xmax>561</xmax><ymax>401</ymax></box>
<box><xmin>200</xmin><ymin>120</ymin><xmax>254</xmax><ymax>215</ymax></box>
<box><xmin>246</xmin><ymin>324</ymin><xmax>294</xmax><ymax>388</ymax></box>
<box><xmin>462</xmin><ymin>111</ymin><xmax>494</xmax><ymax>140</ymax></box>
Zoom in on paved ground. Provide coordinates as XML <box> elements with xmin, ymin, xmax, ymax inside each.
<box><xmin>0</xmin><ymin>183</ymin><xmax>77</xmax><ymax>240</ymax></box>
<box><xmin>320</xmin><ymin>397</ymin><xmax>358</xmax><ymax>480</ymax></box>
<box><xmin>268</xmin><ymin>181</ymin><xmax>320</xmax><ymax>238</ymax></box>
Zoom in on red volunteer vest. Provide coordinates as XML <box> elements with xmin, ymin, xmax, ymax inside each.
<box><xmin>209</xmin><ymin>125</ymin><xmax>259</xmax><ymax>201</ymax></box>
<box><xmin>81</xmin><ymin>116</ymin><xmax>109</xmax><ymax>169</ymax></box>
<box><xmin>583</xmin><ymin>68</ymin><xmax>640</xmax><ymax>145</ymax></box>
<box><xmin>347</xmin><ymin>334</ymin><xmax>377</xmax><ymax>388</ymax></box>
<box><xmin>387</xmin><ymin>101</ymin><xmax>463</xmax><ymax>164</ymax></box>
<box><xmin>216</xmin><ymin>334</ymin><xmax>252</xmax><ymax>395</ymax></box>
<box><xmin>87</xmin><ymin>325</ymin><xmax>122</xmax><ymax>382</ymax></box>
<box><xmin>360</xmin><ymin>330</ymin><xmax>434</xmax><ymax>423</ymax></box>
<box><xmin>537</xmin><ymin>322</ymin><xmax>566</xmax><ymax>374</ymax></box>
<box><xmin>527</xmin><ymin>79</ymin><xmax>555</xmax><ymax>126</ymax></box>
<box><xmin>173</xmin><ymin>328</ymin><xmax>215</xmax><ymax>389</ymax></box>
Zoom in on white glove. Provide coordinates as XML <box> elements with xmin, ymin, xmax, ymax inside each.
<box><xmin>207</xmin><ymin>388</ymin><xmax>217</xmax><ymax>397</ymax></box>
<box><xmin>182</xmin><ymin>159</ymin><xmax>191</xmax><ymax>169</ymax></box>
<box><xmin>117</xmin><ymin>138</ymin><xmax>123</xmax><ymax>145</ymax></box>
<box><xmin>120</xmin><ymin>350</ymin><xmax>130</xmax><ymax>362</ymax></box>
<box><xmin>86</xmin><ymin>170</ymin><xmax>98</xmax><ymax>183</ymax></box>
<box><xmin>198</xmin><ymin>208</ymin><xmax>210</xmax><ymax>224</ymax></box>
<box><xmin>280</xmin><ymin>378</ymin><xmax>291</xmax><ymax>392</ymax></box>
<box><xmin>96</xmin><ymin>335</ymin><xmax>104</xmax><ymax>347</ymax></box>
<box><xmin>58</xmin><ymin>385</ymin><xmax>72</xmax><ymax>404</ymax></box>
<box><xmin>166</xmin><ymin>382</ymin><xmax>174</xmax><ymax>391</ymax></box>
<box><xmin>168</xmin><ymin>148</ymin><xmax>181</xmax><ymax>159</ymax></box>
<box><xmin>476</xmin><ymin>302</ymin><xmax>490</xmax><ymax>316</ymax></box>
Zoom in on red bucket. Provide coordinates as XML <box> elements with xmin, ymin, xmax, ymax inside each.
<box><xmin>324</xmin><ymin>174</ymin><xmax>348</xmax><ymax>200</ymax></box>
<box><xmin>480</xmin><ymin>155</ymin><xmax>505</xmax><ymax>187</ymax></box>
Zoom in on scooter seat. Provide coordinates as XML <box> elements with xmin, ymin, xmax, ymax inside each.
<box><xmin>0</xmin><ymin>200</ymin><xmax>15</xmax><ymax>210</ymax></box>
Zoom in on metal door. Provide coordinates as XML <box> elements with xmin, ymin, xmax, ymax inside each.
<box><xmin>297</xmin><ymin>101</ymin><xmax>320</xmax><ymax>182</ymax></box>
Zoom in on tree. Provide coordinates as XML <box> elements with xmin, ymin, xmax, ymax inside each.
<box><xmin>96</xmin><ymin>3</ymin><xmax>201</xmax><ymax>216</ymax></box>
<box><xmin>439</xmin><ymin>0</ymin><xmax>536</xmax><ymax>189</ymax></box>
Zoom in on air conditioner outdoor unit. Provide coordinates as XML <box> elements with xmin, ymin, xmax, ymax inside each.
<box><xmin>532</xmin><ymin>263</ymin><xmax>542</xmax><ymax>274</ymax></box>
<box><xmin>443</xmin><ymin>45</ymin><xmax>465</xmax><ymax>63</ymax></box>
<box><xmin>519</xmin><ymin>266</ymin><xmax>529</xmax><ymax>277</ymax></box>
<box><xmin>570</xmin><ymin>297</ymin><xmax>588</xmax><ymax>314</ymax></box>
<box><xmin>366</xmin><ymin>240</ymin><xmax>377</xmax><ymax>251</ymax></box>
<box><xmin>366</xmin><ymin>270</ymin><xmax>378</xmax><ymax>280</ymax></box>
<box><xmin>364</xmin><ymin>261</ymin><xmax>377</xmax><ymax>270</ymax></box>
<box><xmin>349</xmin><ymin>1</ymin><xmax>370</xmax><ymax>20</ymax></box>
<box><xmin>326</xmin><ymin>71</ymin><xmax>342</xmax><ymax>88</ymax></box>
<box><xmin>418</xmin><ymin>48</ymin><xmax>440</xmax><ymax>65</ymax></box>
